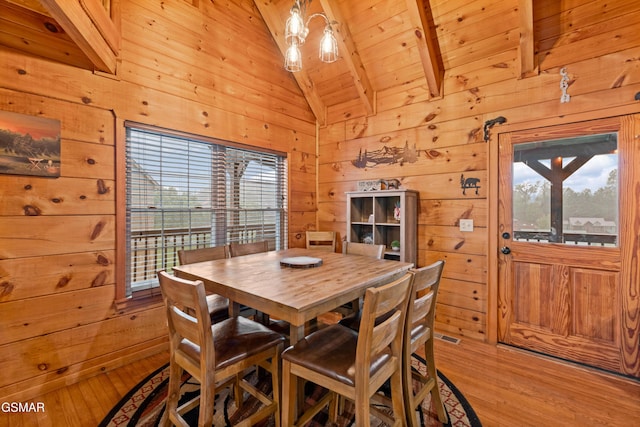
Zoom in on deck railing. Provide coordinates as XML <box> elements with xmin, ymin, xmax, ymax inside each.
<box><xmin>514</xmin><ymin>231</ymin><xmax>617</xmax><ymax>246</ymax></box>
<box><xmin>130</xmin><ymin>224</ymin><xmax>276</xmax><ymax>284</ymax></box>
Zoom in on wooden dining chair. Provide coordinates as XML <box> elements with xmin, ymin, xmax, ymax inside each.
<box><xmin>177</xmin><ymin>245</ymin><xmax>230</xmax><ymax>324</ymax></box>
<box><xmin>338</xmin><ymin>261</ymin><xmax>448</xmax><ymax>425</ymax></box>
<box><xmin>336</xmin><ymin>242</ymin><xmax>385</xmax><ymax>317</ymax></box>
<box><xmin>281</xmin><ymin>273</ymin><xmax>413</xmax><ymax>427</ymax></box>
<box><xmin>177</xmin><ymin>245</ymin><xmax>229</xmax><ymax>264</ymax></box>
<box><xmin>229</xmin><ymin>240</ymin><xmax>269</xmax><ymax>257</ymax></box>
<box><xmin>157</xmin><ymin>271</ymin><xmax>285</xmax><ymax>427</ymax></box>
<box><xmin>404</xmin><ymin>261</ymin><xmax>448</xmax><ymax>425</ymax></box>
<box><xmin>306</xmin><ymin>231</ymin><xmax>336</xmax><ymax>252</ymax></box>
<box><xmin>228</xmin><ymin>240</ymin><xmax>284</xmax><ymax>328</ymax></box>
<box><xmin>343</xmin><ymin>241</ymin><xmax>384</xmax><ymax>259</ymax></box>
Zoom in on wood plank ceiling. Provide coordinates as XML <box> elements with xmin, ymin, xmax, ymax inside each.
<box><xmin>254</xmin><ymin>0</ymin><xmax>535</xmax><ymax>125</ymax></box>
<box><xmin>0</xmin><ymin>0</ymin><xmax>536</xmax><ymax>126</ymax></box>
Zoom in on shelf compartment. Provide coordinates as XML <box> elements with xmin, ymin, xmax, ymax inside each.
<box><xmin>350</xmin><ymin>223</ymin><xmax>373</xmax><ymax>244</ymax></box>
<box><xmin>349</xmin><ymin>197</ymin><xmax>373</xmax><ymax>223</ymax></box>
<box><xmin>375</xmin><ymin>195</ymin><xmax>401</xmax><ymax>223</ymax></box>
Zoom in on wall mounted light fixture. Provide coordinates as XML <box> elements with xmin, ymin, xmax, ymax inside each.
<box><xmin>284</xmin><ymin>0</ymin><xmax>338</xmax><ymax>72</ymax></box>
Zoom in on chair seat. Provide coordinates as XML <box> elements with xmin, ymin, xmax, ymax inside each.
<box><xmin>281</xmin><ymin>324</ymin><xmax>391</xmax><ymax>387</ymax></box>
<box><xmin>179</xmin><ymin>316</ymin><xmax>285</xmax><ymax>371</ymax></box>
<box><xmin>206</xmin><ymin>294</ymin><xmax>230</xmax><ymax>323</ymax></box>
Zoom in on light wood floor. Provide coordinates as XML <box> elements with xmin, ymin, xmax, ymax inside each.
<box><xmin>1</xmin><ymin>336</ymin><xmax>639</xmax><ymax>426</ymax></box>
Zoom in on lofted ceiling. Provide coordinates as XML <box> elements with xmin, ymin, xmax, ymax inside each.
<box><xmin>254</xmin><ymin>0</ymin><xmax>447</xmax><ymax>126</ymax></box>
<box><xmin>256</xmin><ymin>0</ymin><xmax>537</xmax><ymax>126</ymax></box>
<box><xmin>0</xmin><ymin>0</ymin><xmax>538</xmax><ymax>126</ymax></box>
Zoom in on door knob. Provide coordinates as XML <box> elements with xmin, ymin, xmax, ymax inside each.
<box><xmin>502</xmin><ymin>232</ymin><xmax>511</xmax><ymax>239</ymax></box>
<box><xmin>500</xmin><ymin>246</ymin><xmax>511</xmax><ymax>255</ymax></box>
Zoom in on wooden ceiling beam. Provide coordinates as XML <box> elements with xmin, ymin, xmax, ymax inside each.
<box><xmin>38</xmin><ymin>0</ymin><xmax>118</xmax><ymax>73</ymax></box>
<box><xmin>318</xmin><ymin>0</ymin><xmax>375</xmax><ymax>116</ymax></box>
<box><xmin>517</xmin><ymin>0</ymin><xmax>537</xmax><ymax>78</ymax></box>
<box><xmin>254</xmin><ymin>0</ymin><xmax>328</xmax><ymax>126</ymax></box>
<box><xmin>405</xmin><ymin>0</ymin><xmax>443</xmax><ymax>99</ymax></box>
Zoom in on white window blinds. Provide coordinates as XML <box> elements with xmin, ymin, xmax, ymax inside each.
<box><xmin>125</xmin><ymin>126</ymin><xmax>287</xmax><ymax>295</ymax></box>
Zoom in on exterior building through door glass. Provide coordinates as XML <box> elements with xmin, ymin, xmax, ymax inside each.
<box><xmin>512</xmin><ymin>133</ymin><xmax>618</xmax><ymax>246</ymax></box>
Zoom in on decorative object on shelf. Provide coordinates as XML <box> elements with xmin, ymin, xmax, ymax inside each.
<box><xmin>394</xmin><ymin>201</ymin><xmax>401</xmax><ymax>221</ymax></box>
<box><xmin>483</xmin><ymin>116</ymin><xmax>507</xmax><ymax>142</ymax></box>
<box><xmin>284</xmin><ymin>0</ymin><xmax>338</xmax><ymax>72</ymax></box>
<box><xmin>368</xmin><ymin>213</ymin><xmax>374</xmax><ymax>223</ymax></box>
<box><xmin>361</xmin><ymin>232</ymin><xmax>374</xmax><ymax>245</ymax></box>
<box><xmin>387</xmin><ymin>178</ymin><xmax>400</xmax><ymax>189</ymax></box>
<box><xmin>352</xmin><ymin>141</ymin><xmax>420</xmax><ymax>168</ymax></box>
<box><xmin>378</xmin><ymin>178</ymin><xmax>401</xmax><ymax>190</ymax></box>
<box><xmin>560</xmin><ymin>67</ymin><xmax>571</xmax><ymax>103</ymax></box>
<box><xmin>0</xmin><ymin>110</ymin><xmax>61</xmax><ymax>177</ymax></box>
<box><xmin>357</xmin><ymin>179</ymin><xmax>381</xmax><ymax>191</ymax></box>
<box><xmin>460</xmin><ymin>174</ymin><xmax>481</xmax><ymax>195</ymax></box>
<box><xmin>391</xmin><ymin>240</ymin><xmax>400</xmax><ymax>251</ymax></box>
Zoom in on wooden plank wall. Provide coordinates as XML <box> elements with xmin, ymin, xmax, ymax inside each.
<box><xmin>0</xmin><ymin>0</ymin><xmax>315</xmax><ymax>401</ymax></box>
<box><xmin>1</xmin><ymin>0</ymin><xmax>640</xmax><ymax>401</ymax></box>
<box><xmin>317</xmin><ymin>0</ymin><xmax>640</xmax><ymax>341</ymax></box>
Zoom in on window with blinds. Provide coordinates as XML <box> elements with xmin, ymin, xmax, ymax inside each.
<box><xmin>126</xmin><ymin>126</ymin><xmax>288</xmax><ymax>295</ymax></box>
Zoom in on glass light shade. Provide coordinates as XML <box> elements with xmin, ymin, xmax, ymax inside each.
<box><xmin>285</xmin><ymin>7</ymin><xmax>305</xmax><ymax>45</ymax></box>
<box><xmin>319</xmin><ymin>26</ymin><xmax>338</xmax><ymax>63</ymax></box>
<box><xmin>285</xmin><ymin>43</ymin><xmax>302</xmax><ymax>72</ymax></box>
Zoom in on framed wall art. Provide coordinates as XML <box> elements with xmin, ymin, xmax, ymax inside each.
<box><xmin>0</xmin><ymin>110</ymin><xmax>61</xmax><ymax>177</ymax></box>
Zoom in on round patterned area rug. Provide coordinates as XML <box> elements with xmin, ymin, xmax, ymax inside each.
<box><xmin>99</xmin><ymin>355</ymin><xmax>481</xmax><ymax>426</ymax></box>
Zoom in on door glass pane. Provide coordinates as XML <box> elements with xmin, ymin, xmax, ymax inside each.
<box><xmin>512</xmin><ymin>133</ymin><xmax>618</xmax><ymax>246</ymax></box>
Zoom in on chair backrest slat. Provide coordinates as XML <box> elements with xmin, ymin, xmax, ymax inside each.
<box><xmin>178</xmin><ymin>245</ymin><xmax>229</xmax><ymax>265</ymax></box>
<box><xmin>306</xmin><ymin>231</ymin><xmax>336</xmax><ymax>252</ymax></box>
<box><xmin>229</xmin><ymin>241</ymin><xmax>269</xmax><ymax>257</ymax></box>
<box><xmin>411</xmin><ymin>291</ymin><xmax>434</xmax><ymax>329</ymax></box>
<box><xmin>344</xmin><ymin>242</ymin><xmax>385</xmax><ymax>259</ymax></box>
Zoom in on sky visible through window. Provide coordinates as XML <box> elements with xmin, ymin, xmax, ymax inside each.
<box><xmin>513</xmin><ymin>153</ymin><xmax>617</xmax><ymax>192</ymax></box>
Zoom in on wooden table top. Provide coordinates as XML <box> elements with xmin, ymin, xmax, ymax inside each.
<box><xmin>173</xmin><ymin>247</ymin><xmax>413</xmax><ymax>332</ymax></box>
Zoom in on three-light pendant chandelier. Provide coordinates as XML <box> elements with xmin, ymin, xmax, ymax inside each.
<box><xmin>284</xmin><ymin>0</ymin><xmax>339</xmax><ymax>72</ymax></box>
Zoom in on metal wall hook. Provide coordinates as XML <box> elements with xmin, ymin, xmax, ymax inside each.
<box><xmin>483</xmin><ymin>116</ymin><xmax>507</xmax><ymax>141</ymax></box>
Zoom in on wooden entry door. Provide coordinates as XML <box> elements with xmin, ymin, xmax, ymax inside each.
<box><xmin>497</xmin><ymin>116</ymin><xmax>640</xmax><ymax>378</ymax></box>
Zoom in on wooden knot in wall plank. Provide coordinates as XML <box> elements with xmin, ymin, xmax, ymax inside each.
<box><xmin>0</xmin><ymin>282</ymin><xmax>15</xmax><ymax>298</ymax></box>
<box><xmin>91</xmin><ymin>271</ymin><xmax>108</xmax><ymax>287</ymax></box>
<box><xmin>96</xmin><ymin>253</ymin><xmax>111</xmax><ymax>265</ymax></box>
<box><xmin>90</xmin><ymin>221</ymin><xmax>106</xmax><ymax>240</ymax></box>
<box><xmin>56</xmin><ymin>276</ymin><xmax>71</xmax><ymax>288</ymax></box>
<box><xmin>97</xmin><ymin>179</ymin><xmax>110</xmax><ymax>194</ymax></box>
<box><xmin>23</xmin><ymin>205</ymin><xmax>41</xmax><ymax>216</ymax></box>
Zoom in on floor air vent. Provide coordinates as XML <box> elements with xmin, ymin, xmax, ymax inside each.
<box><xmin>434</xmin><ymin>332</ymin><xmax>461</xmax><ymax>344</ymax></box>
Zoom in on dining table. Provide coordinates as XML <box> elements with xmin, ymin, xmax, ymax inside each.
<box><xmin>172</xmin><ymin>247</ymin><xmax>414</xmax><ymax>344</ymax></box>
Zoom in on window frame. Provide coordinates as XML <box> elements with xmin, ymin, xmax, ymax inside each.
<box><xmin>115</xmin><ymin>121</ymin><xmax>288</xmax><ymax>307</ymax></box>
